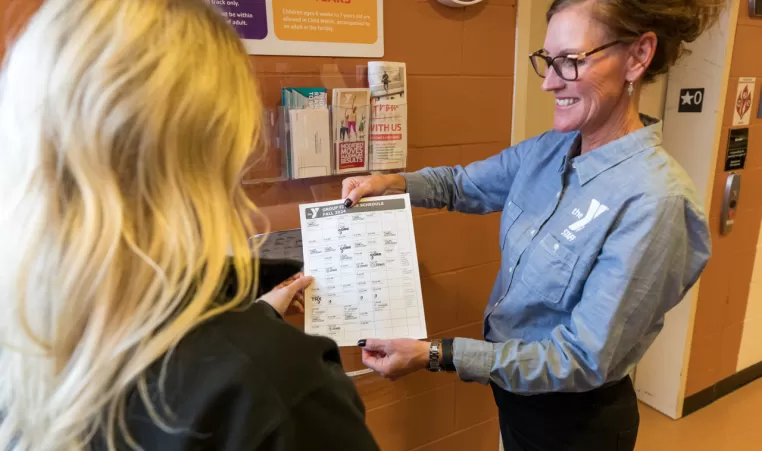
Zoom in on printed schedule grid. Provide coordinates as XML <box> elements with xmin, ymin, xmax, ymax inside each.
<box><xmin>299</xmin><ymin>195</ymin><xmax>427</xmax><ymax>347</ymax></box>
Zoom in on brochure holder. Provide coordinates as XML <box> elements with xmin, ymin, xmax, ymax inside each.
<box><xmin>242</xmin><ymin>107</ymin><xmax>288</xmax><ymax>184</ymax></box>
<box><xmin>241</xmin><ymin>62</ymin><xmax>408</xmax><ymax>207</ymax></box>
<box><xmin>244</xmin><ymin>102</ymin><xmax>406</xmax><ymax>184</ymax></box>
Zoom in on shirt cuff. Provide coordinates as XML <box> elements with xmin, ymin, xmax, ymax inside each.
<box><xmin>453</xmin><ymin>338</ymin><xmax>495</xmax><ymax>385</ymax></box>
<box><xmin>401</xmin><ymin>172</ymin><xmax>429</xmax><ymax>205</ymax></box>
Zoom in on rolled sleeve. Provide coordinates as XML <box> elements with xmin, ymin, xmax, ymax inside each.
<box><xmin>453</xmin><ymin>338</ymin><xmax>495</xmax><ymax>385</ymax></box>
<box><xmin>401</xmin><ymin>171</ymin><xmax>433</xmax><ymax>205</ymax></box>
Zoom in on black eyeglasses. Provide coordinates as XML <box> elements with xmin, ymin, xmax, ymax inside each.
<box><xmin>529</xmin><ymin>41</ymin><xmax>622</xmax><ymax>82</ymax></box>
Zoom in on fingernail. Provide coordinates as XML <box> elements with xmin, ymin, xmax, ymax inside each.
<box><xmin>357</xmin><ymin>339</ymin><xmax>366</xmax><ymax>347</ymax></box>
<box><xmin>344</xmin><ymin>199</ymin><xmax>353</xmax><ymax>208</ymax></box>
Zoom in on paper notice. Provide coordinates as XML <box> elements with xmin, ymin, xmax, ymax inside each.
<box><xmin>733</xmin><ymin>77</ymin><xmax>756</xmax><ymax>127</ymax></box>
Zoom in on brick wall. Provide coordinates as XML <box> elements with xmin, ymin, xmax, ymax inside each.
<box><xmin>685</xmin><ymin>2</ymin><xmax>762</xmax><ymax>396</ymax></box>
<box><xmin>246</xmin><ymin>0</ymin><xmax>517</xmax><ymax>448</ymax></box>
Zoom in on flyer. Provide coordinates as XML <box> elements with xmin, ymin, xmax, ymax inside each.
<box><xmin>368</xmin><ymin>61</ymin><xmax>408</xmax><ymax>171</ymax></box>
<box><xmin>333</xmin><ymin>88</ymin><xmax>371</xmax><ymax>174</ymax></box>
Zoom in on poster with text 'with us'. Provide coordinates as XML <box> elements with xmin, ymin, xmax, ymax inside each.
<box><xmin>207</xmin><ymin>0</ymin><xmax>384</xmax><ymax>57</ymax></box>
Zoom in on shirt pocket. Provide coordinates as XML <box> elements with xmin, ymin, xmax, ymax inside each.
<box><xmin>500</xmin><ymin>201</ymin><xmax>523</xmax><ymax>251</ymax></box>
<box><xmin>520</xmin><ymin>233</ymin><xmax>578</xmax><ymax>307</ymax></box>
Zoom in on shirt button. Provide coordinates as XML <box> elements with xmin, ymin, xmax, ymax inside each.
<box><xmin>530</xmin><ymin>229</ymin><xmax>536</xmax><ymax>236</ymax></box>
<box><xmin>553</xmin><ymin>243</ymin><xmax>559</xmax><ymax>251</ymax></box>
<box><xmin>508</xmin><ymin>267</ymin><xmax>514</xmax><ymax>273</ymax></box>
<box><xmin>508</xmin><ymin>201</ymin><xmax>512</xmax><ymax>207</ymax></box>
<box><xmin>556</xmin><ymin>191</ymin><xmax>561</xmax><ymax>199</ymax></box>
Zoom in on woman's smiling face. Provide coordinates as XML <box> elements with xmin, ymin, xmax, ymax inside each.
<box><xmin>541</xmin><ymin>2</ymin><xmax>630</xmax><ymax>134</ymax></box>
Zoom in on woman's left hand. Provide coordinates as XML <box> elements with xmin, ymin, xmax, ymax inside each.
<box><xmin>259</xmin><ymin>273</ymin><xmax>314</xmax><ymax>317</ymax></box>
<box><xmin>360</xmin><ymin>338</ymin><xmax>430</xmax><ymax>380</ymax></box>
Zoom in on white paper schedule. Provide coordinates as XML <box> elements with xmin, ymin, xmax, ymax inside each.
<box><xmin>299</xmin><ymin>194</ymin><xmax>427</xmax><ymax>347</ymax></box>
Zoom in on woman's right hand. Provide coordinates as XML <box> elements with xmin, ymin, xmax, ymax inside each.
<box><xmin>341</xmin><ymin>174</ymin><xmax>407</xmax><ymax>207</ymax></box>
<box><xmin>259</xmin><ymin>273</ymin><xmax>314</xmax><ymax>317</ymax></box>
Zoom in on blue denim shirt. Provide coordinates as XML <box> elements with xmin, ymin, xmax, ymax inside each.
<box><xmin>403</xmin><ymin>116</ymin><xmax>711</xmax><ymax>394</ymax></box>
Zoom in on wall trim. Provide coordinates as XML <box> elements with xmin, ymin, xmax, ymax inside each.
<box><xmin>682</xmin><ymin>359</ymin><xmax>762</xmax><ymax>417</ymax></box>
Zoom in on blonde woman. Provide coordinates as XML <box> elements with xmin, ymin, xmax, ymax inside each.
<box><xmin>0</xmin><ymin>0</ymin><xmax>379</xmax><ymax>450</ymax></box>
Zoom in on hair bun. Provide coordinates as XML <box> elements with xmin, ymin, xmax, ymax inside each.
<box><xmin>679</xmin><ymin>0</ymin><xmax>723</xmax><ymax>42</ymax></box>
<box><xmin>547</xmin><ymin>0</ymin><xmax>725</xmax><ymax>83</ymax></box>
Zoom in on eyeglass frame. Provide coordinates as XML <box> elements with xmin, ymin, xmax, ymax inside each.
<box><xmin>529</xmin><ymin>40</ymin><xmax>622</xmax><ymax>82</ymax></box>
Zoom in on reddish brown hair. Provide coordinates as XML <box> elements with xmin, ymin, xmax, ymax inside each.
<box><xmin>547</xmin><ymin>0</ymin><xmax>724</xmax><ymax>83</ymax></box>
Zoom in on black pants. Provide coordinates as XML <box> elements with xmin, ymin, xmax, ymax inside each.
<box><xmin>492</xmin><ymin>377</ymin><xmax>639</xmax><ymax>451</ymax></box>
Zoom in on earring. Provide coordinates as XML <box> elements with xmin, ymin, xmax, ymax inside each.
<box><xmin>627</xmin><ymin>81</ymin><xmax>634</xmax><ymax>96</ymax></box>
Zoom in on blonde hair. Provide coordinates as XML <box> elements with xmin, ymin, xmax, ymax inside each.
<box><xmin>0</xmin><ymin>0</ymin><xmax>263</xmax><ymax>449</ymax></box>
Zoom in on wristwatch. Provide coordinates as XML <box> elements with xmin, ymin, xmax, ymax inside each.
<box><xmin>427</xmin><ymin>339</ymin><xmax>443</xmax><ymax>372</ymax></box>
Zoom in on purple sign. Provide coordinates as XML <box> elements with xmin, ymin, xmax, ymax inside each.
<box><xmin>209</xmin><ymin>0</ymin><xmax>268</xmax><ymax>40</ymax></box>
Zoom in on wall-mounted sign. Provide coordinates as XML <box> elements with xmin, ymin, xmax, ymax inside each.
<box><xmin>208</xmin><ymin>0</ymin><xmax>384</xmax><ymax>58</ymax></box>
<box><xmin>725</xmin><ymin>128</ymin><xmax>749</xmax><ymax>171</ymax></box>
<box><xmin>750</xmin><ymin>0</ymin><xmax>762</xmax><ymax>18</ymax></box>
<box><xmin>678</xmin><ymin>88</ymin><xmax>704</xmax><ymax>113</ymax></box>
<box><xmin>733</xmin><ymin>77</ymin><xmax>756</xmax><ymax>126</ymax></box>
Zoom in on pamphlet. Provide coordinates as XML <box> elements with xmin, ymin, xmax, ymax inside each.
<box><xmin>332</xmin><ymin>88</ymin><xmax>371</xmax><ymax>174</ymax></box>
<box><xmin>289</xmin><ymin>108</ymin><xmax>331</xmax><ymax>179</ymax></box>
<box><xmin>368</xmin><ymin>62</ymin><xmax>408</xmax><ymax>171</ymax></box>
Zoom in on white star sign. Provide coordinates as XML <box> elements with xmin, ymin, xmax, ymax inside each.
<box><xmin>678</xmin><ymin>88</ymin><xmax>704</xmax><ymax>113</ymax></box>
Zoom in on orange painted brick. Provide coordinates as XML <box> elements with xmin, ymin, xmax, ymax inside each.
<box><xmin>455</xmin><ymin>382</ymin><xmax>498</xmax><ymax>430</ymax></box>
<box><xmin>686</xmin><ymin>331</ymin><xmax>723</xmax><ymax>396</ymax></box>
<box><xmin>463</xmin><ymin>5</ymin><xmax>517</xmax><ymax>76</ymax></box>
<box><xmin>421</xmin><ymin>272</ymin><xmax>461</xmax><ymax>334</ymax></box>
<box><xmin>383</xmin><ymin>0</ymin><xmax>463</xmax><ymax>75</ymax></box>
<box><xmin>413</xmin><ymin>419</ymin><xmax>500</xmax><ymax>451</ymax></box>
<box><xmin>366</xmin><ymin>384</ymin><xmax>456</xmax><ymax>451</ymax></box>
<box><xmin>406</xmin><ymin>146</ymin><xmax>462</xmax><ymax>172</ymax></box>
<box><xmin>455</xmin><ymin>263</ymin><xmax>501</xmax><ymax>324</ymax></box>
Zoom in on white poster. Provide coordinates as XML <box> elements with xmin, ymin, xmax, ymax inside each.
<box><xmin>733</xmin><ymin>77</ymin><xmax>756</xmax><ymax>127</ymax></box>
<box><xmin>208</xmin><ymin>0</ymin><xmax>384</xmax><ymax>58</ymax></box>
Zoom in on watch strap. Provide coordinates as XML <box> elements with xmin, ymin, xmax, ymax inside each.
<box><xmin>442</xmin><ymin>338</ymin><xmax>456</xmax><ymax>372</ymax></box>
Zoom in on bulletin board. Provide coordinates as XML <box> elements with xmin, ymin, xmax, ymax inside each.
<box><xmin>209</xmin><ymin>0</ymin><xmax>384</xmax><ymax>57</ymax></box>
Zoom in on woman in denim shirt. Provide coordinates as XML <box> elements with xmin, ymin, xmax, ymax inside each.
<box><xmin>343</xmin><ymin>1</ymin><xmax>720</xmax><ymax>449</ymax></box>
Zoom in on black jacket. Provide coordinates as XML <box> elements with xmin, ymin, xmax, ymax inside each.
<box><xmin>92</xmin><ymin>261</ymin><xmax>380</xmax><ymax>450</ymax></box>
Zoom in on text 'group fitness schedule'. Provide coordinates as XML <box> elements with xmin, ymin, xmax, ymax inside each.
<box><xmin>299</xmin><ymin>194</ymin><xmax>427</xmax><ymax>347</ymax></box>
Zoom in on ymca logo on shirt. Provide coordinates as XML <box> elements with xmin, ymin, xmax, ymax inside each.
<box><xmin>561</xmin><ymin>199</ymin><xmax>609</xmax><ymax>241</ymax></box>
